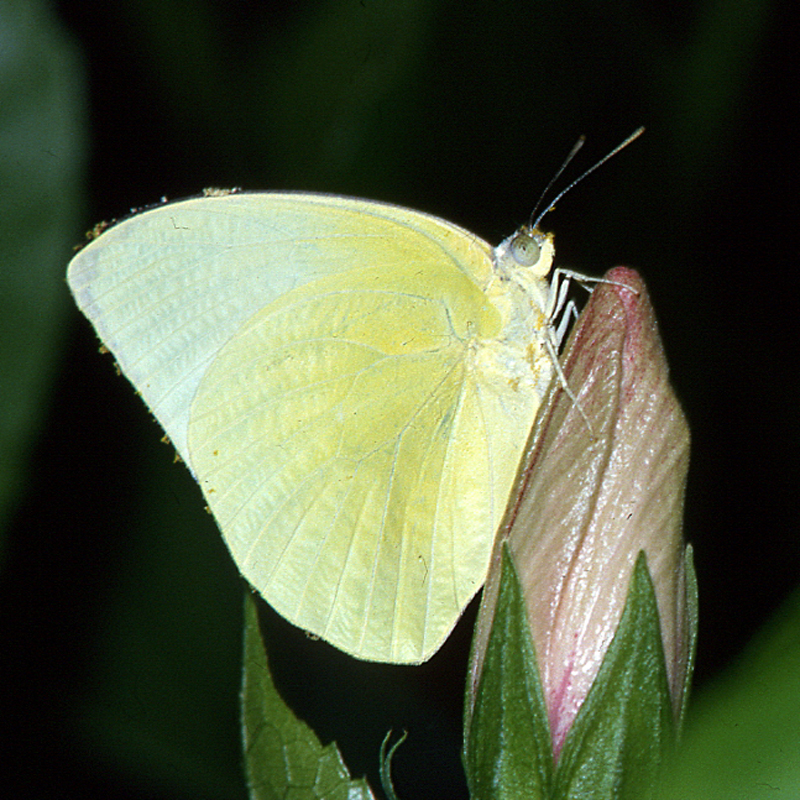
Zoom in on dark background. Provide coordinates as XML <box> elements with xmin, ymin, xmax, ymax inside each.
<box><xmin>1</xmin><ymin>1</ymin><xmax>797</xmax><ymax>798</ymax></box>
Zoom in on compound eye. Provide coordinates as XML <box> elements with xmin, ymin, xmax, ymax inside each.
<box><xmin>509</xmin><ymin>231</ymin><xmax>541</xmax><ymax>267</ymax></box>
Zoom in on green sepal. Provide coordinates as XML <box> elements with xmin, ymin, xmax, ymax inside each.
<box><xmin>553</xmin><ymin>551</ymin><xmax>675</xmax><ymax>800</ymax></box>
<box><xmin>464</xmin><ymin>545</ymin><xmax>554</xmax><ymax>800</ymax></box>
<box><xmin>677</xmin><ymin>544</ymin><xmax>699</xmax><ymax>734</ymax></box>
<box><xmin>379</xmin><ymin>730</ymin><xmax>407</xmax><ymax>800</ymax></box>
<box><xmin>241</xmin><ymin>592</ymin><xmax>374</xmax><ymax>800</ymax></box>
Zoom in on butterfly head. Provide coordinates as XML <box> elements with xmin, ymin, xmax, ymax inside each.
<box><xmin>494</xmin><ymin>225</ymin><xmax>555</xmax><ymax>282</ymax></box>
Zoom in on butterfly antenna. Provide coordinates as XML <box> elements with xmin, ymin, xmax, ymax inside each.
<box><xmin>531</xmin><ymin>127</ymin><xmax>645</xmax><ymax>230</ymax></box>
<box><xmin>528</xmin><ymin>136</ymin><xmax>586</xmax><ymax>228</ymax></box>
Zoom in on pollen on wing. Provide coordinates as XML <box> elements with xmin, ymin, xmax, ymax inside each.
<box><xmin>525</xmin><ymin>340</ymin><xmax>544</xmax><ymax>371</ymax></box>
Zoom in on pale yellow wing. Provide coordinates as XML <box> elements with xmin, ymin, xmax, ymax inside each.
<box><xmin>68</xmin><ymin>192</ymin><xmax>548</xmax><ymax>663</ymax></box>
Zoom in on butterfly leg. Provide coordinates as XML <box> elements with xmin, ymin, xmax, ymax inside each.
<box><xmin>553</xmin><ymin>298</ymin><xmax>578</xmax><ymax>349</ymax></box>
<box><xmin>542</xmin><ymin>267</ymin><xmax>612</xmax><ymax>434</ymax></box>
<box><xmin>543</xmin><ymin>268</ymin><xmax>638</xmax><ymax>435</ymax></box>
<box><xmin>553</xmin><ymin>267</ymin><xmax>637</xmax><ymax>300</ymax></box>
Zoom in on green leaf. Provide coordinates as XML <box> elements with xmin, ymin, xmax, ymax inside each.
<box><xmin>655</xmin><ymin>586</ymin><xmax>800</xmax><ymax>800</ymax></box>
<box><xmin>464</xmin><ymin>545</ymin><xmax>554</xmax><ymax>800</ymax></box>
<box><xmin>554</xmin><ymin>552</ymin><xmax>674</xmax><ymax>800</ymax></box>
<box><xmin>0</xmin><ymin>0</ymin><xmax>86</xmax><ymax>552</ymax></box>
<box><xmin>241</xmin><ymin>592</ymin><xmax>375</xmax><ymax>800</ymax></box>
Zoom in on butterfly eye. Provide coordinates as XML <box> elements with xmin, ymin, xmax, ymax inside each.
<box><xmin>509</xmin><ymin>231</ymin><xmax>541</xmax><ymax>267</ymax></box>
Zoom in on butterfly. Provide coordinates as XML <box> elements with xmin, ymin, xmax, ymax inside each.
<box><xmin>67</xmin><ymin>130</ymin><xmax>642</xmax><ymax>663</ymax></box>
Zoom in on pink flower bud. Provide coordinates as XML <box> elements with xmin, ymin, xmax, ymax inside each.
<box><xmin>468</xmin><ymin>267</ymin><xmax>693</xmax><ymax>760</ymax></box>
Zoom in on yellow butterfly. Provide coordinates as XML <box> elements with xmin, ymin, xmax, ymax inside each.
<box><xmin>67</xmin><ymin>132</ymin><xmax>641</xmax><ymax>664</ymax></box>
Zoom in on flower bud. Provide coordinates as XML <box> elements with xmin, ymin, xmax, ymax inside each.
<box><xmin>467</xmin><ymin>267</ymin><xmax>695</xmax><ymax>765</ymax></box>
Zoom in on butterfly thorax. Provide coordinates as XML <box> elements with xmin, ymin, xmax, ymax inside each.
<box><xmin>468</xmin><ymin>226</ymin><xmax>556</xmax><ymax>401</ymax></box>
